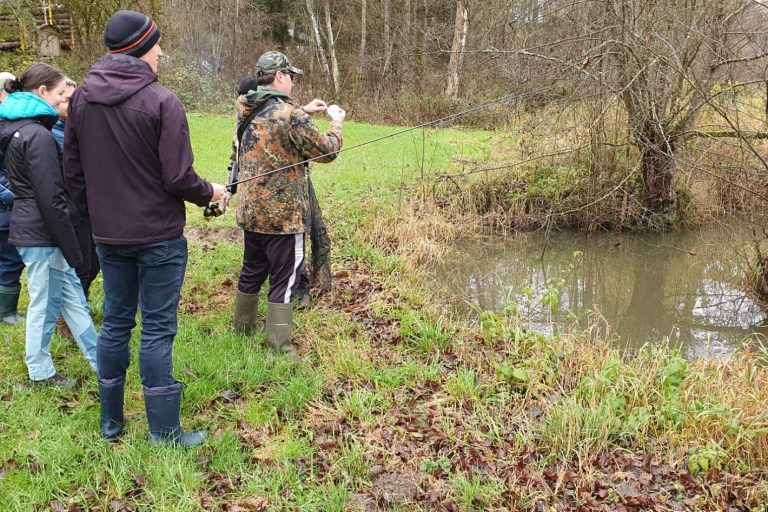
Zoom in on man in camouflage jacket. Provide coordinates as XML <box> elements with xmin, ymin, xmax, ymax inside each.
<box><xmin>227</xmin><ymin>75</ymin><xmax>332</xmax><ymax>305</ymax></box>
<box><xmin>233</xmin><ymin>51</ymin><xmax>344</xmax><ymax>355</ymax></box>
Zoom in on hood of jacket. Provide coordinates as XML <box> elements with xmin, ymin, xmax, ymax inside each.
<box><xmin>236</xmin><ymin>87</ymin><xmax>292</xmax><ymax>122</ymax></box>
<box><xmin>79</xmin><ymin>54</ymin><xmax>157</xmax><ymax>106</ymax></box>
<box><xmin>0</xmin><ymin>92</ymin><xmax>58</xmax><ymax>127</ymax></box>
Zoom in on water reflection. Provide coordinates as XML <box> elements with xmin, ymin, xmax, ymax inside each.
<box><xmin>439</xmin><ymin>223</ymin><xmax>768</xmax><ymax>358</ymax></box>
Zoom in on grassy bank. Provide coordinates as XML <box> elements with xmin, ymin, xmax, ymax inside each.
<box><xmin>1</xmin><ymin>115</ymin><xmax>767</xmax><ymax>511</ymax></box>
<box><xmin>418</xmin><ymin>98</ymin><xmax>768</xmax><ymax>236</ymax></box>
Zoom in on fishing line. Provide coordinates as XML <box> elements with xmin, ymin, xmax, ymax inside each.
<box><xmin>226</xmin><ymin>85</ymin><xmax>556</xmax><ymax>190</ymax></box>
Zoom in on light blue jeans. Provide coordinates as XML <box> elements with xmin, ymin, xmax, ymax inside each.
<box><xmin>18</xmin><ymin>247</ymin><xmax>98</xmax><ymax>381</ymax></box>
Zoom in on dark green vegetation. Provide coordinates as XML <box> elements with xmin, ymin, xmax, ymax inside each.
<box><xmin>0</xmin><ymin>116</ymin><xmax>767</xmax><ymax>511</ymax></box>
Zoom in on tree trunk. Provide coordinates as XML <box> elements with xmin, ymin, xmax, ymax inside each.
<box><xmin>405</xmin><ymin>0</ymin><xmax>411</xmax><ymax>35</ymax></box>
<box><xmin>445</xmin><ymin>1</ymin><xmax>469</xmax><ymax>97</ymax></box>
<box><xmin>306</xmin><ymin>0</ymin><xmax>330</xmax><ymax>83</ymax></box>
<box><xmin>530</xmin><ymin>0</ymin><xmax>539</xmax><ymax>23</ymax></box>
<box><xmin>268</xmin><ymin>0</ymin><xmax>290</xmax><ymax>50</ymax></box>
<box><xmin>637</xmin><ymin>124</ymin><xmax>676</xmax><ymax>214</ymax></box>
<box><xmin>234</xmin><ymin>0</ymin><xmax>239</xmax><ymax>67</ymax></box>
<box><xmin>324</xmin><ymin>0</ymin><xmax>340</xmax><ymax>95</ymax></box>
<box><xmin>382</xmin><ymin>0</ymin><xmax>390</xmax><ymax>52</ymax></box>
<box><xmin>381</xmin><ymin>0</ymin><xmax>394</xmax><ymax>78</ymax></box>
<box><xmin>357</xmin><ymin>0</ymin><xmax>367</xmax><ymax>82</ymax></box>
<box><xmin>421</xmin><ymin>0</ymin><xmax>429</xmax><ymax>80</ymax></box>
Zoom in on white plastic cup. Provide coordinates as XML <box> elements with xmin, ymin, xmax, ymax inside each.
<box><xmin>327</xmin><ymin>104</ymin><xmax>342</xmax><ymax>119</ymax></box>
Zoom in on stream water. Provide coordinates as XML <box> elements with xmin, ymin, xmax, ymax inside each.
<box><xmin>438</xmin><ymin>222</ymin><xmax>768</xmax><ymax>358</ymax></box>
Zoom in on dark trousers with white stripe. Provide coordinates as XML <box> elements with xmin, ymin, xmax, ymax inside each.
<box><xmin>238</xmin><ymin>230</ymin><xmax>305</xmax><ymax>304</ymax></box>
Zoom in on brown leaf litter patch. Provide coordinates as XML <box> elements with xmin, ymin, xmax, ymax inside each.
<box><xmin>195</xmin><ymin>442</ymin><xmax>273</xmax><ymax>511</ymax></box>
<box><xmin>46</xmin><ymin>476</ymin><xmax>147</xmax><ymax>511</ymax></box>
<box><xmin>315</xmin><ymin>263</ymin><xmax>402</xmax><ymax>346</ymax></box>
<box><xmin>370</xmin><ymin>471</ymin><xmax>421</xmax><ymax>505</ymax></box>
<box><xmin>295</xmin><ymin>371</ymin><xmax>768</xmax><ymax>511</ymax></box>
<box><xmin>185</xmin><ymin>226</ymin><xmax>242</xmax><ymax>245</ymax></box>
<box><xmin>169</xmin><ymin>240</ymin><xmax>767</xmax><ymax>510</ymax></box>
<box><xmin>180</xmin><ymin>277</ymin><xmax>236</xmax><ymax>315</ymax></box>
<box><xmin>317</xmin><ymin>264</ymin><xmax>387</xmax><ymax>313</ymax></box>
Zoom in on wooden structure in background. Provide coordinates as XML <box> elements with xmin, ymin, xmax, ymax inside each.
<box><xmin>0</xmin><ymin>4</ymin><xmax>74</xmax><ymax>53</ymax></box>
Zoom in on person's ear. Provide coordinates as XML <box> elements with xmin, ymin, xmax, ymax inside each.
<box><xmin>36</xmin><ymin>85</ymin><xmax>48</xmax><ymax>97</ymax></box>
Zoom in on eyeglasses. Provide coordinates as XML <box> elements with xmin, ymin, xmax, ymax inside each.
<box><xmin>281</xmin><ymin>70</ymin><xmax>295</xmax><ymax>80</ymax></box>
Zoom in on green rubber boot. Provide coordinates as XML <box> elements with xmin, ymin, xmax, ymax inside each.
<box><xmin>265</xmin><ymin>302</ymin><xmax>297</xmax><ymax>356</ymax></box>
<box><xmin>0</xmin><ymin>284</ymin><xmax>22</xmax><ymax>325</ymax></box>
<box><xmin>234</xmin><ymin>290</ymin><xmax>260</xmax><ymax>334</ymax></box>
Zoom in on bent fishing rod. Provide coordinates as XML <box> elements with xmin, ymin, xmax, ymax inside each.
<box><xmin>204</xmin><ymin>86</ymin><xmax>554</xmax><ymax>218</ymax></box>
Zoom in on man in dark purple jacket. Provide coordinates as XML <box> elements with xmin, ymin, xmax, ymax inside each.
<box><xmin>63</xmin><ymin>10</ymin><xmax>228</xmax><ymax>448</ymax></box>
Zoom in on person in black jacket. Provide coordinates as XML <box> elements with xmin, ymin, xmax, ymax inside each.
<box><xmin>0</xmin><ymin>64</ymin><xmax>98</xmax><ymax>388</ymax></box>
<box><xmin>64</xmin><ymin>11</ymin><xmax>228</xmax><ymax>447</ymax></box>
<box><xmin>0</xmin><ymin>71</ymin><xmax>25</xmax><ymax>325</ymax></box>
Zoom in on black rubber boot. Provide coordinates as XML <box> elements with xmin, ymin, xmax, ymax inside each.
<box><xmin>0</xmin><ymin>284</ymin><xmax>22</xmax><ymax>325</ymax></box>
<box><xmin>99</xmin><ymin>376</ymin><xmax>125</xmax><ymax>441</ymax></box>
<box><xmin>144</xmin><ymin>382</ymin><xmax>206</xmax><ymax>448</ymax></box>
<box><xmin>234</xmin><ymin>290</ymin><xmax>260</xmax><ymax>334</ymax></box>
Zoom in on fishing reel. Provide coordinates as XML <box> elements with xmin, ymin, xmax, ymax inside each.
<box><xmin>203</xmin><ymin>202</ymin><xmax>225</xmax><ymax>220</ymax></box>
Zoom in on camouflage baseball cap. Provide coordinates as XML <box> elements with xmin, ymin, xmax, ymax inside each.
<box><xmin>256</xmin><ymin>51</ymin><xmax>304</xmax><ymax>76</ymax></box>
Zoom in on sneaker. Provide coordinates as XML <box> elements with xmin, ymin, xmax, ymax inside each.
<box><xmin>2</xmin><ymin>312</ymin><xmax>23</xmax><ymax>325</ymax></box>
<box><xmin>31</xmin><ymin>373</ymin><xmax>76</xmax><ymax>389</ymax></box>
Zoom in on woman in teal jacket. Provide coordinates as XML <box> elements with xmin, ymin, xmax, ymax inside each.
<box><xmin>0</xmin><ymin>64</ymin><xmax>97</xmax><ymax>388</ymax></box>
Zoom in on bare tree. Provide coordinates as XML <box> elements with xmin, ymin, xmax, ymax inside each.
<box><xmin>445</xmin><ymin>1</ymin><xmax>469</xmax><ymax>97</ymax></box>
<box><xmin>381</xmin><ymin>0</ymin><xmax>394</xmax><ymax>78</ymax></box>
<box><xmin>323</xmin><ymin>0</ymin><xmax>340</xmax><ymax>95</ymax></box>
<box><xmin>55</xmin><ymin>0</ymin><xmax>160</xmax><ymax>57</ymax></box>
<box><xmin>306</xmin><ymin>0</ymin><xmax>331</xmax><ymax>84</ymax></box>
<box><xmin>358</xmin><ymin>0</ymin><xmax>367</xmax><ymax>82</ymax></box>
<box><xmin>484</xmin><ymin>0</ymin><xmax>767</xmax><ymax>217</ymax></box>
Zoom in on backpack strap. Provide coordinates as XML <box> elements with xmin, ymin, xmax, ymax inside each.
<box><xmin>236</xmin><ymin>108</ymin><xmax>260</xmax><ymax>146</ymax></box>
<box><xmin>229</xmin><ymin>98</ymin><xmax>282</xmax><ymax>194</ymax></box>
<box><xmin>236</xmin><ymin>98</ymin><xmax>281</xmax><ymax>145</ymax></box>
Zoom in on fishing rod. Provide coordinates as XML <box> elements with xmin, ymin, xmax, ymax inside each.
<box><xmin>204</xmin><ymin>86</ymin><xmax>555</xmax><ymax>218</ymax></box>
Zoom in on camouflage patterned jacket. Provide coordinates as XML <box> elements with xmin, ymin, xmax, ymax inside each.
<box><xmin>235</xmin><ymin>88</ymin><xmax>342</xmax><ymax>234</ymax></box>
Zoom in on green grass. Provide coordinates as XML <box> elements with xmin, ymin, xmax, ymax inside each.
<box><xmin>1</xmin><ymin>115</ymin><xmax>767</xmax><ymax>511</ymax></box>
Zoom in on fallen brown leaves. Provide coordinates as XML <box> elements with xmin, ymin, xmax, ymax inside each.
<box><xmin>296</xmin><ymin>264</ymin><xmax>768</xmax><ymax>510</ymax></box>
<box><xmin>139</xmin><ymin>261</ymin><xmax>768</xmax><ymax>510</ymax></box>
<box><xmin>179</xmin><ymin>277</ymin><xmax>235</xmax><ymax>315</ymax></box>
<box><xmin>318</xmin><ymin>265</ymin><xmax>403</xmax><ymax>347</ymax></box>
<box><xmin>184</xmin><ymin>227</ymin><xmax>241</xmax><ymax>245</ymax></box>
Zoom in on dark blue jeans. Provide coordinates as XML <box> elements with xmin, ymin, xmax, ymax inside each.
<box><xmin>96</xmin><ymin>236</ymin><xmax>187</xmax><ymax>389</ymax></box>
<box><xmin>0</xmin><ymin>230</ymin><xmax>24</xmax><ymax>288</ymax></box>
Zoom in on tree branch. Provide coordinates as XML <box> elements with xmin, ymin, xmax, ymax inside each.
<box><xmin>710</xmin><ymin>52</ymin><xmax>768</xmax><ymax>72</ymax></box>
